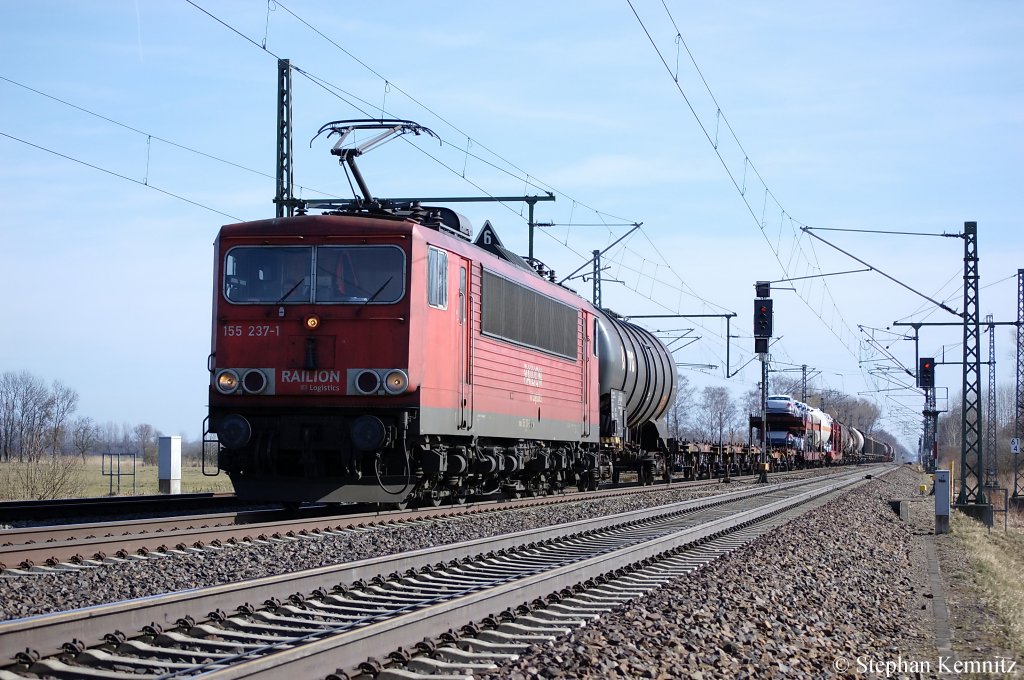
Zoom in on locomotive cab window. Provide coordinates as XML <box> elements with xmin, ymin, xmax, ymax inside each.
<box><xmin>316</xmin><ymin>245</ymin><xmax>405</xmax><ymax>304</ymax></box>
<box><xmin>224</xmin><ymin>245</ymin><xmax>405</xmax><ymax>305</ymax></box>
<box><xmin>427</xmin><ymin>247</ymin><xmax>448</xmax><ymax>309</ymax></box>
<box><xmin>224</xmin><ymin>246</ymin><xmax>312</xmax><ymax>303</ymax></box>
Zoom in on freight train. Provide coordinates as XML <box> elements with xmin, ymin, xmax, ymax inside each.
<box><xmin>749</xmin><ymin>395</ymin><xmax>894</xmax><ymax>467</ymax></box>
<box><xmin>203</xmin><ymin>120</ymin><xmax>677</xmax><ymax>506</ymax></box>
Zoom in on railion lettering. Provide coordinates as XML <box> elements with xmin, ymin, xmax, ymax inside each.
<box><xmin>280</xmin><ymin>369</ymin><xmax>342</xmax><ymax>384</ymax></box>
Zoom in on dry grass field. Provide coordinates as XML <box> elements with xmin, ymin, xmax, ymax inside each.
<box><xmin>949</xmin><ymin>507</ymin><xmax>1024</xmax><ymax>658</ymax></box>
<box><xmin>0</xmin><ymin>455</ymin><xmax>234</xmax><ymax>500</ymax></box>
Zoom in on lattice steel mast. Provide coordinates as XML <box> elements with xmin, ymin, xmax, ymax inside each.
<box><xmin>1015</xmin><ymin>270</ymin><xmax>1024</xmax><ymax>499</ymax></box>
<box><xmin>956</xmin><ymin>222</ymin><xmax>984</xmax><ymax>505</ymax></box>
<box><xmin>922</xmin><ymin>387</ymin><xmax>937</xmax><ymax>472</ymax></box>
<box><xmin>984</xmin><ymin>314</ymin><xmax>997</xmax><ymax>488</ymax></box>
<box><xmin>275</xmin><ymin>59</ymin><xmax>294</xmax><ymax>218</ymax></box>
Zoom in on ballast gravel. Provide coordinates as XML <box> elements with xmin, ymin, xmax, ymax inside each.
<box><xmin>1</xmin><ymin>476</ymin><xmax>784</xmax><ymax>621</ymax></box>
<box><xmin>483</xmin><ymin>466</ymin><xmax>936</xmax><ymax>680</ymax></box>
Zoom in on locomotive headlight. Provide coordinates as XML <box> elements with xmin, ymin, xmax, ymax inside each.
<box><xmin>216</xmin><ymin>369</ymin><xmax>240</xmax><ymax>394</ymax></box>
<box><xmin>384</xmin><ymin>369</ymin><xmax>409</xmax><ymax>395</ymax></box>
<box><xmin>355</xmin><ymin>369</ymin><xmax>381</xmax><ymax>395</ymax></box>
<box><xmin>304</xmin><ymin>314</ymin><xmax>320</xmax><ymax>330</ymax></box>
<box><xmin>242</xmin><ymin>369</ymin><xmax>268</xmax><ymax>394</ymax></box>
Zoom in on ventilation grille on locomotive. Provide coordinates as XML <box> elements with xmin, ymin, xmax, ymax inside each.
<box><xmin>481</xmin><ymin>270</ymin><xmax>578</xmax><ymax>360</ymax></box>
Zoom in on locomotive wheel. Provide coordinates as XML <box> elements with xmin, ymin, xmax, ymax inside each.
<box><xmin>501</xmin><ymin>484</ymin><xmax>522</xmax><ymax>499</ymax></box>
<box><xmin>387</xmin><ymin>499</ymin><xmax>409</xmax><ymax>511</ymax></box>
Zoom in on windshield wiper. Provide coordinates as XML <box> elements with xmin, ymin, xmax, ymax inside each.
<box><xmin>356</xmin><ymin>276</ymin><xmax>393</xmax><ymax>315</ymax></box>
<box><xmin>364</xmin><ymin>277</ymin><xmax>393</xmax><ymax>305</ymax></box>
<box><xmin>275</xmin><ymin>278</ymin><xmax>305</xmax><ymax>305</ymax></box>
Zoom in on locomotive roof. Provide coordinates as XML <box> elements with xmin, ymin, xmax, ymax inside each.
<box><xmin>218</xmin><ymin>212</ymin><xmax>414</xmax><ymax>238</ymax></box>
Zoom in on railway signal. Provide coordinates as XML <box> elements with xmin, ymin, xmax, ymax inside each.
<box><xmin>918</xmin><ymin>357</ymin><xmax>935</xmax><ymax>388</ymax></box>
<box><xmin>754</xmin><ymin>298</ymin><xmax>773</xmax><ymax>338</ymax></box>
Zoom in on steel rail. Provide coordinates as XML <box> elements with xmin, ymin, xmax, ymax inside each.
<box><xmin>0</xmin><ymin>488</ymin><xmax>628</xmax><ymax>569</ymax></box>
<box><xmin>0</xmin><ymin>470</ymin><xmax>797</xmax><ymax>570</ymax></box>
<box><xmin>0</xmin><ymin>467</ymin><xmax>886</xmax><ymax>671</ymax></box>
<box><xmin>0</xmin><ymin>493</ymin><xmax>240</xmax><ymax>524</ymax></box>
<box><xmin>200</xmin><ymin>468</ymin><xmax>887</xmax><ymax>679</ymax></box>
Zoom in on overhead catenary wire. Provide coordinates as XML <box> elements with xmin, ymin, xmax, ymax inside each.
<box><xmin>185</xmin><ymin>0</ymin><xmax>740</xmax><ymax>362</ymax></box>
<box><xmin>625</xmin><ymin>1</ymin><xmax>868</xmax><ymax>362</ymax></box>
<box><xmin>264</xmin><ymin>1</ymin><xmax>742</xmax><ymax>331</ymax></box>
<box><xmin>0</xmin><ymin>130</ymin><xmax>242</xmax><ymax>221</ymax></box>
<box><xmin>188</xmin><ymin>0</ymin><xmax>638</xmax><ymax>227</ymax></box>
<box><xmin>896</xmin><ymin>269</ymin><xmax>1020</xmax><ymax>325</ymax></box>
<box><xmin>627</xmin><ymin>0</ymin><xmax>925</xmax><ymax>435</ymax></box>
<box><xmin>0</xmin><ymin>74</ymin><xmax>346</xmax><ymax>202</ymax></box>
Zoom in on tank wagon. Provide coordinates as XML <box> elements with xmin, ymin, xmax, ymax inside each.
<box><xmin>204</xmin><ymin>120</ymin><xmax>676</xmax><ymax>505</ymax></box>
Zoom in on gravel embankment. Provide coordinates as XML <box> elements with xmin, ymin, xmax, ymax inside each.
<box><xmin>1</xmin><ymin>478</ymin><xmax>778</xmax><ymax>621</ymax></box>
<box><xmin>484</xmin><ymin>467</ymin><xmax>935</xmax><ymax>680</ymax></box>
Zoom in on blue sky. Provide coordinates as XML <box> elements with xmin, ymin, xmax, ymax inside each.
<box><xmin>1</xmin><ymin>2</ymin><xmax>1021</xmax><ymax>452</ymax></box>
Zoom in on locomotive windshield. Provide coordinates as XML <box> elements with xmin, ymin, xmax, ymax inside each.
<box><xmin>224</xmin><ymin>245</ymin><xmax>406</xmax><ymax>304</ymax></box>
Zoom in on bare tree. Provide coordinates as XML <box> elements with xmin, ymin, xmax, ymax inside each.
<box><xmin>937</xmin><ymin>392</ymin><xmax>963</xmax><ymax>465</ymax></box>
<box><xmin>740</xmin><ymin>383</ymin><xmax>761</xmax><ymax>418</ymax></box>
<box><xmin>996</xmin><ymin>382</ymin><xmax>1016</xmax><ymax>431</ymax></box>
<box><xmin>100</xmin><ymin>421</ymin><xmax>134</xmax><ymax>454</ymax></box>
<box><xmin>71</xmin><ymin>417</ymin><xmax>100</xmax><ymax>463</ymax></box>
<box><xmin>694</xmin><ymin>386</ymin><xmax>739</xmax><ymax>444</ymax></box>
<box><xmin>847</xmin><ymin>398</ymin><xmax>882</xmax><ymax>435</ymax></box>
<box><xmin>0</xmin><ymin>371</ymin><xmax>54</xmax><ymax>462</ymax></box>
<box><xmin>665</xmin><ymin>374</ymin><xmax>694</xmax><ymax>440</ymax></box>
<box><xmin>134</xmin><ymin>423</ymin><xmax>156</xmax><ymax>465</ymax></box>
<box><xmin>47</xmin><ymin>380</ymin><xmax>79</xmax><ymax>456</ymax></box>
<box><xmin>0</xmin><ymin>371</ymin><xmax>85</xmax><ymax>499</ymax></box>
<box><xmin>769</xmin><ymin>376</ymin><xmax>802</xmax><ymax>400</ymax></box>
<box><xmin>0</xmin><ymin>372</ymin><xmax>15</xmax><ymax>462</ymax></box>
<box><xmin>180</xmin><ymin>433</ymin><xmax>199</xmax><ymax>464</ymax></box>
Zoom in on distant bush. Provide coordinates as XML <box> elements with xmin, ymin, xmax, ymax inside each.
<box><xmin>0</xmin><ymin>456</ymin><xmax>86</xmax><ymax>500</ymax></box>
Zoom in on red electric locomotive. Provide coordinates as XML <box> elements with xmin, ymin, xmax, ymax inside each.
<box><xmin>204</xmin><ymin>120</ymin><xmax>677</xmax><ymax>505</ymax></box>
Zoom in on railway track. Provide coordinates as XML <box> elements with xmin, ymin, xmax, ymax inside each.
<box><xmin>0</xmin><ymin>467</ymin><xmax>840</xmax><ymax>572</ymax></box>
<box><xmin>0</xmin><ymin>493</ymin><xmax>249</xmax><ymax>525</ymax></box>
<box><xmin>0</xmin><ymin>465</ymin><xmax>891</xmax><ymax>679</ymax></box>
